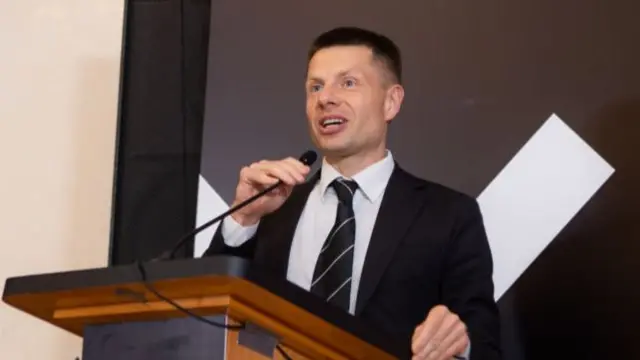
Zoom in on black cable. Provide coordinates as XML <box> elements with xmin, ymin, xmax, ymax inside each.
<box><xmin>136</xmin><ymin>260</ymin><xmax>244</xmax><ymax>330</ymax></box>
<box><xmin>179</xmin><ymin>0</ymin><xmax>189</xmax><ymax>257</ymax></box>
<box><xmin>159</xmin><ymin>179</ymin><xmax>282</xmax><ymax>260</ymax></box>
<box><xmin>136</xmin><ymin>260</ymin><xmax>293</xmax><ymax>357</ymax></box>
<box><xmin>276</xmin><ymin>344</ymin><xmax>293</xmax><ymax>360</ymax></box>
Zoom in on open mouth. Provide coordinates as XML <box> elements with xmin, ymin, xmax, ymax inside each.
<box><xmin>320</xmin><ymin>117</ymin><xmax>347</xmax><ymax>128</ymax></box>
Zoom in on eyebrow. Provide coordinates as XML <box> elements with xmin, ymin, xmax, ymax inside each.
<box><xmin>306</xmin><ymin>68</ymin><xmax>359</xmax><ymax>83</ymax></box>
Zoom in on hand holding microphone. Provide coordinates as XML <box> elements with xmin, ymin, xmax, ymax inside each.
<box><xmin>157</xmin><ymin>150</ymin><xmax>317</xmax><ymax>260</ymax></box>
<box><xmin>231</xmin><ymin>155</ymin><xmax>314</xmax><ymax>226</ymax></box>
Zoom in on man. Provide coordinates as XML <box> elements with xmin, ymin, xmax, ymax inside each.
<box><xmin>203</xmin><ymin>27</ymin><xmax>501</xmax><ymax>359</ymax></box>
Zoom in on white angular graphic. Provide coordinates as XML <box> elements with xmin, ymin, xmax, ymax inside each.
<box><xmin>194</xmin><ymin>175</ymin><xmax>229</xmax><ymax>257</ymax></box>
<box><xmin>195</xmin><ymin>113</ymin><xmax>615</xmax><ymax>302</ymax></box>
<box><xmin>478</xmin><ymin>113</ymin><xmax>614</xmax><ymax>299</ymax></box>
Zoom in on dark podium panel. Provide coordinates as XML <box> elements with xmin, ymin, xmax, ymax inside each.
<box><xmin>83</xmin><ymin>315</ymin><xmax>227</xmax><ymax>360</ymax></box>
<box><xmin>2</xmin><ymin>256</ymin><xmax>406</xmax><ymax>359</ymax></box>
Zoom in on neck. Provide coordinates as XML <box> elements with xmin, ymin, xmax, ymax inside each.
<box><xmin>325</xmin><ymin>146</ymin><xmax>387</xmax><ymax>178</ymax></box>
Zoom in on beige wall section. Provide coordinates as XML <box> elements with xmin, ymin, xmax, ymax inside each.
<box><xmin>0</xmin><ymin>0</ymin><xmax>124</xmax><ymax>358</ymax></box>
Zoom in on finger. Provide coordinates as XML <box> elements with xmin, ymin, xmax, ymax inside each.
<box><xmin>264</xmin><ymin>161</ymin><xmax>305</xmax><ymax>185</ymax></box>
<box><xmin>440</xmin><ymin>330</ymin><xmax>469</xmax><ymax>360</ymax></box>
<box><xmin>269</xmin><ymin>163</ymin><xmax>304</xmax><ymax>185</ymax></box>
<box><xmin>278</xmin><ymin>158</ymin><xmax>309</xmax><ymax>183</ymax></box>
<box><xmin>412</xmin><ymin>322</ymin><xmax>424</xmax><ymax>344</ymax></box>
<box><xmin>410</xmin><ymin>324</ymin><xmax>424</xmax><ymax>360</ymax></box>
<box><xmin>420</xmin><ymin>313</ymin><xmax>461</xmax><ymax>360</ymax></box>
<box><xmin>283</xmin><ymin>156</ymin><xmax>311</xmax><ymax>174</ymax></box>
<box><xmin>242</xmin><ymin>166</ymin><xmax>280</xmax><ymax>187</ymax></box>
<box><xmin>412</xmin><ymin>305</ymin><xmax>448</xmax><ymax>356</ymax></box>
<box><xmin>252</xmin><ymin>161</ymin><xmax>298</xmax><ymax>186</ymax></box>
<box><xmin>271</xmin><ymin>183</ymin><xmax>294</xmax><ymax>197</ymax></box>
<box><xmin>432</xmin><ymin>319</ymin><xmax>467</xmax><ymax>360</ymax></box>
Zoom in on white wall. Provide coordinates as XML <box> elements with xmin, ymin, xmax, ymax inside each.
<box><xmin>0</xmin><ymin>1</ymin><xmax>124</xmax><ymax>358</ymax></box>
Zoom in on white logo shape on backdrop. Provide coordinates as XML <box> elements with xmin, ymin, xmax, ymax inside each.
<box><xmin>194</xmin><ymin>113</ymin><xmax>615</xmax><ymax>300</ymax></box>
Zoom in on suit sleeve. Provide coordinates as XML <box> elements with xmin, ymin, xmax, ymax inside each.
<box><xmin>441</xmin><ymin>197</ymin><xmax>502</xmax><ymax>359</ymax></box>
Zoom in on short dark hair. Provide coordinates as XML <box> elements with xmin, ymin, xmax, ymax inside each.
<box><xmin>308</xmin><ymin>26</ymin><xmax>402</xmax><ymax>84</ymax></box>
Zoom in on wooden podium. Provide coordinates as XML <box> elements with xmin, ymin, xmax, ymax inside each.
<box><xmin>2</xmin><ymin>256</ymin><xmax>406</xmax><ymax>359</ymax></box>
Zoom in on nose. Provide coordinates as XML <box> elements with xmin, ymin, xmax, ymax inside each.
<box><xmin>317</xmin><ymin>85</ymin><xmax>339</xmax><ymax>108</ymax></box>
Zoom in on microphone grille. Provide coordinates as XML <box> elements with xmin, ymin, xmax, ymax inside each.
<box><xmin>299</xmin><ymin>150</ymin><xmax>318</xmax><ymax>166</ymax></box>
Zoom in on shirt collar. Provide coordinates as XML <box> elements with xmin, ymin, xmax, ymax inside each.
<box><xmin>318</xmin><ymin>150</ymin><xmax>395</xmax><ymax>203</ymax></box>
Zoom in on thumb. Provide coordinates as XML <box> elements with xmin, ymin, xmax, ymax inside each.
<box><xmin>412</xmin><ymin>322</ymin><xmax>424</xmax><ymax>343</ymax></box>
<box><xmin>275</xmin><ymin>184</ymin><xmax>294</xmax><ymax>197</ymax></box>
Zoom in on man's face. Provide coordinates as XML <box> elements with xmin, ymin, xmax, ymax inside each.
<box><xmin>305</xmin><ymin>45</ymin><xmax>403</xmax><ymax>159</ymax></box>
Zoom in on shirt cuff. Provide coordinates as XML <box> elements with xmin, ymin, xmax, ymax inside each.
<box><xmin>454</xmin><ymin>341</ymin><xmax>471</xmax><ymax>359</ymax></box>
<box><xmin>221</xmin><ymin>215</ymin><xmax>259</xmax><ymax>247</ymax></box>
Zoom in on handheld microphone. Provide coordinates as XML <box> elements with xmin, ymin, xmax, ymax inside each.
<box><xmin>155</xmin><ymin>149</ymin><xmax>318</xmax><ymax>261</ymax></box>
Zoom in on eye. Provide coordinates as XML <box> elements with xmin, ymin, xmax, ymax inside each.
<box><xmin>343</xmin><ymin>78</ymin><xmax>357</xmax><ymax>88</ymax></box>
<box><xmin>309</xmin><ymin>83</ymin><xmax>322</xmax><ymax>93</ymax></box>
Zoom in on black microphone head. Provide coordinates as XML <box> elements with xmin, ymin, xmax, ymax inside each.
<box><xmin>299</xmin><ymin>150</ymin><xmax>318</xmax><ymax>166</ymax></box>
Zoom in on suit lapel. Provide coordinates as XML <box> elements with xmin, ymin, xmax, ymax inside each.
<box><xmin>355</xmin><ymin>165</ymin><xmax>427</xmax><ymax>315</ymax></box>
<box><xmin>266</xmin><ymin>172</ymin><xmax>319</xmax><ymax>278</ymax></box>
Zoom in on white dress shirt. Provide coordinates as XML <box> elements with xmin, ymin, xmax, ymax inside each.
<box><xmin>221</xmin><ymin>150</ymin><xmax>395</xmax><ymax>314</ymax></box>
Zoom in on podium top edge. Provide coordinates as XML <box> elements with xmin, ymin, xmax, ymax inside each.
<box><xmin>2</xmin><ymin>256</ymin><xmax>252</xmax><ymax>297</ymax></box>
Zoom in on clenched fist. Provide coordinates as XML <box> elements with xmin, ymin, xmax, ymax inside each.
<box><xmin>411</xmin><ymin>305</ymin><xmax>470</xmax><ymax>360</ymax></box>
<box><xmin>230</xmin><ymin>157</ymin><xmax>310</xmax><ymax>225</ymax></box>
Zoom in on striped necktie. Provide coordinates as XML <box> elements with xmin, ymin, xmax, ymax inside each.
<box><xmin>310</xmin><ymin>177</ymin><xmax>359</xmax><ymax>312</ymax></box>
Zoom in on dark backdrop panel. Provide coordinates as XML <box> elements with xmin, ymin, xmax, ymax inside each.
<box><xmin>109</xmin><ymin>0</ymin><xmax>211</xmax><ymax>264</ymax></box>
<box><xmin>198</xmin><ymin>1</ymin><xmax>640</xmax><ymax>359</ymax></box>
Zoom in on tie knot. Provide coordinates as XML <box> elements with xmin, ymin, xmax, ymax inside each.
<box><xmin>330</xmin><ymin>178</ymin><xmax>358</xmax><ymax>205</ymax></box>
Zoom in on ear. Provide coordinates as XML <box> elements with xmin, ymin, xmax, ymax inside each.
<box><xmin>383</xmin><ymin>84</ymin><xmax>405</xmax><ymax>123</ymax></box>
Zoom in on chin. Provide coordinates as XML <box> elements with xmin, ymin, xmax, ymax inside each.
<box><xmin>318</xmin><ymin>144</ymin><xmax>353</xmax><ymax>159</ymax></box>
<box><xmin>313</xmin><ymin>133</ymin><xmax>357</xmax><ymax>157</ymax></box>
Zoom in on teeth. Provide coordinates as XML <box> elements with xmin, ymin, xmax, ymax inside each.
<box><xmin>322</xmin><ymin>118</ymin><xmax>345</xmax><ymax>127</ymax></box>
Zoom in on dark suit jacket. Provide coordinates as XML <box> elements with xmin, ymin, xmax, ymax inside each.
<box><xmin>203</xmin><ymin>163</ymin><xmax>501</xmax><ymax>359</ymax></box>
